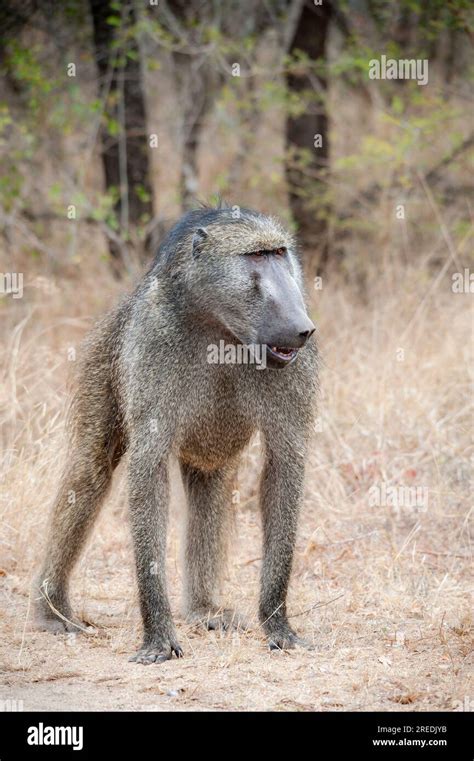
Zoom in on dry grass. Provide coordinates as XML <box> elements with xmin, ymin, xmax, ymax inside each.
<box><xmin>0</xmin><ymin>223</ymin><xmax>472</xmax><ymax>711</ymax></box>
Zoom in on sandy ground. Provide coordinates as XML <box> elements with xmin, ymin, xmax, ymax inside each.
<box><xmin>1</xmin><ymin>447</ymin><xmax>472</xmax><ymax>712</ymax></box>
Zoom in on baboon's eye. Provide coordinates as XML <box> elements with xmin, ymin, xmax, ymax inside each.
<box><xmin>246</xmin><ymin>248</ymin><xmax>286</xmax><ymax>258</ymax></box>
<box><xmin>246</xmin><ymin>250</ymin><xmax>267</xmax><ymax>260</ymax></box>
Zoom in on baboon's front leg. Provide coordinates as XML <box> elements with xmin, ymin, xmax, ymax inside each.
<box><xmin>128</xmin><ymin>444</ymin><xmax>182</xmax><ymax>664</ymax></box>
<box><xmin>180</xmin><ymin>462</ymin><xmax>246</xmax><ymax>630</ymax></box>
<box><xmin>259</xmin><ymin>443</ymin><xmax>310</xmax><ymax>650</ymax></box>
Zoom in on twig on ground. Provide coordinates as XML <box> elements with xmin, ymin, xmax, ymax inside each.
<box><xmin>289</xmin><ymin>592</ymin><xmax>345</xmax><ymax>620</ymax></box>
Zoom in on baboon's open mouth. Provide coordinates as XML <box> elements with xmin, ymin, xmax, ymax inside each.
<box><xmin>266</xmin><ymin>345</ymin><xmax>299</xmax><ymax>366</ymax></box>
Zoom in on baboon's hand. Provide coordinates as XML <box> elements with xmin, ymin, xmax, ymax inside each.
<box><xmin>129</xmin><ymin>638</ymin><xmax>184</xmax><ymax>665</ymax></box>
<box><xmin>266</xmin><ymin>624</ymin><xmax>313</xmax><ymax>652</ymax></box>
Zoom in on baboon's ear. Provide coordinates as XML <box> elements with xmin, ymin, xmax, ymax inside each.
<box><xmin>192</xmin><ymin>227</ymin><xmax>208</xmax><ymax>259</ymax></box>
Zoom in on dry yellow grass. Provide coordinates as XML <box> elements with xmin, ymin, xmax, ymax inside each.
<box><xmin>0</xmin><ymin>216</ymin><xmax>472</xmax><ymax>710</ymax></box>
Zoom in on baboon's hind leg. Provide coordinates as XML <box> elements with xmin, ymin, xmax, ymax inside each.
<box><xmin>180</xmin><ymin>461</ymin><xmax>249</xmax><ymax>632</ymax></box>
<box><xmin>35</xmin><ymin>430</ymin><xmax>123</xmax><ymax>633</ymax></box>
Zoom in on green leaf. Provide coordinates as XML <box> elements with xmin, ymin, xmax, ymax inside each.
<box><xmin>391</xmin><ymin>95</ymin><xmax>404</xmax><ymax>116</ymax></box>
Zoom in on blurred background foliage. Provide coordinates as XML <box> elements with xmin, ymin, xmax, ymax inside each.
<box><xmin>0</xmin><ymin>0</ymin><xmax>472</xmax><ymax>280</ymax></box>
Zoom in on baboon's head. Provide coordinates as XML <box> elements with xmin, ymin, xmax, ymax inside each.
<box><xmin>165</xmin><ymin>206</ymin><xmax>316</xmax><ymax>367</ymax></box>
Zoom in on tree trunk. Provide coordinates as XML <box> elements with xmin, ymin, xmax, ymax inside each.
<box><xmin>166</xmin><ymin>0</ymin><xmax>215</xmax><ymax>212</ymax></box>
<box><xmin>172</xmin><ymin>49</ymin><xmax>212</xmax><ymax>211</ymax></box>
<box><xmin>89</xmin><ymin>0</ymin><xmax>153</xmax><ymax>274</ymax></box>
<box><xmin>285</xmin><ymin>0</ymin><xmax>332</xmax><ymax>275</ymax></box>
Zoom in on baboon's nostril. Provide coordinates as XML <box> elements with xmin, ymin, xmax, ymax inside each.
<box><xmin>299</xmin><ymin>326</ymin><xmax>315</xmax><ymax>344</ymax></box>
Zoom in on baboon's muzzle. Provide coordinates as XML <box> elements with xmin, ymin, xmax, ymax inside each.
<box><xmin>258</xmin><ymin>260</ymin><xmax>315</xmax><ymax>368</ymax></box>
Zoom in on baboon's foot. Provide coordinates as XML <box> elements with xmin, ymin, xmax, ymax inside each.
<box><xmin>35</xmin><ymin>607</ymin><xmax>92</xmax><ymax>635</ymax></box>
<box><xmin>265</xmin><ymin>624</ymin><xmax>313</xmax><ymax>652</ymax></box>
<box><xmin>129</xmin><ymin>637</ymin><xmax>184</xmax><ymax>665</ymax></box>
<box><xmin>34</xmin><ymin>590</ymin><xmax>92</xmax><ymax>635</ymax></box>
<box><xmin>188</xmin><ymin>607</ymin><xmax>250</xmax><ymax>632</ymax></box>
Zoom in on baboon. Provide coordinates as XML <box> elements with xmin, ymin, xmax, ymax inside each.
<box><xmin>35</xmin><ymin>204</ymin><xmax>319</xmax><ymax>664</ymax></box>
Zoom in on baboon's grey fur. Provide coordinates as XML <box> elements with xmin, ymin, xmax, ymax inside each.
<box><xmin>35</xmin><ymin>205</ymin><xmax>319</xmax><ymax>664</ymax></box>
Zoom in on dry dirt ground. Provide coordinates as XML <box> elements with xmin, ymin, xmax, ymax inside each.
<box><xmin>1</xmin><ymin>474</ymin><xmax>472</xmax><ymax>712</ymax></box>
<box><xmin>0</xmin><ymin>255</ymin><xmax>472</xmax><ymax>712</ymax></box>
